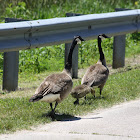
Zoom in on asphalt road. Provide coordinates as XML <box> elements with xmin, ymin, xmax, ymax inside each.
<box><xmin>0</xmin><ymin>99</ymin><xmax>140</xmax><ymax>140</ymax></box>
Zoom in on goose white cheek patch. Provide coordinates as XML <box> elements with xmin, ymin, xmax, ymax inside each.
<box><xmin>77</xmin><ymin>40</ymin><xmax>81</xmax><ymax>44</ymax></box>
<box><xmin>76</xmin><ymin>38</ymin><xmax>82</xmax><ymax>44</ymax></box>
<box><xmin>99</xmin><ymin>35</ymin><xmax>105</xmax><ymax>40</ymax></box>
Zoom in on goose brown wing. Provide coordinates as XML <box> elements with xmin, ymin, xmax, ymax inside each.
<box><xmin>36</xmin><ymin>73</ymin><xmax>72</xmax><ymax>97</ymax></box>
<box><xmin>81</xmin><ymin>65</ymin><xmax>96</xmax><ymax>86</ymax></box>
<box><xmin>82</xmin><ymin>64</ymin><xmax>109</xmax><ymax>87</ymax></box>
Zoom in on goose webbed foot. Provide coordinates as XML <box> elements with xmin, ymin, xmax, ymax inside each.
<box><xmin>49</xmin><ymin>102</ymin><xmax>58</xmax><ymax>120</ymax></box>
<box><xmin>49</xmin><ymin>111</ymin><xmax>55</xmax><ymax>120</ymax></box>
<box><xmin>74</xmin><ymin>99</ymin><xmax>79</xmax><ymax>105</ymax></box>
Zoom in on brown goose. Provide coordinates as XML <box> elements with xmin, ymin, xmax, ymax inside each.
<box><xmin>29</xmin><ymin>36</ymin><xmax>85</xmax><ymax>114</ymax></box>
<box><xmin>71</xmin><ymin>84</ymin><xmax>95</xmax><ymax>104</ymax></box>
<box><xmin>81</xmin><ymin>34</ymin><xmax>109</xmax><ymax>97</ymax></box>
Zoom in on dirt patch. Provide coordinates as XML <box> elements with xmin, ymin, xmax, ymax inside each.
<box><xmin>78</xmin><ymin>54</ymin><xmax>140</xmax><ymax>78</ymax></box>
<box><xmin>125</xmin><ymin>55</ymin><xmax>140</xmax><ymax>66</ymax></box>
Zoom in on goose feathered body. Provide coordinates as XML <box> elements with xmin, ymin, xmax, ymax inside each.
<box><xmin>80</xmin><ymin>34</ymin><xmax>109</xmax><ymax>97</ymax></box>
<box><xmin>81</xmin><ymin>62</ymin><xmax>109</xmax><ymax>88</ymax></box>
<box><xmin>71</xmin><ymin>84</ymin><xmax>92</xmax><ymax>99</ymax></box>
<box><xmin>29</xmin><ymin>70</ymin><xmax>72</xmax><ymax>103</ymax></box>
<box><xmin>29</xmin><ymin>35</ymin><xmax>85</xmax><ymax>114</ymax></box>
<box><xmin>70</xmin><ymin>34</ymin><xmax>109</xmax><ymax>104</ymax></box>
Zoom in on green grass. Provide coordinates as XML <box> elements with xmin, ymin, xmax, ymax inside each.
<box><xmin>0</xmin><ymin>0</ymin><xmax>140</xmax><ymax>134</ymax></box>
<box><xmin>0</xmin><ymin>65</ymin><xmax>140</xmax><ymax>134</ymax></box>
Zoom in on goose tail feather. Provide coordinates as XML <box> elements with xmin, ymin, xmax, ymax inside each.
<box><xmin>29</xmin><ymin>94</ymin><xmax>43</xmax><ymax>102</ymax></box>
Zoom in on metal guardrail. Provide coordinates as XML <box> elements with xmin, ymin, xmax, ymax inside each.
<box><xmin>2</xmin><ymin>18</ymin><xmax>28</xmax><ymax>91</ymax></box>
<box><xmin>1</xmin><ymin>9</ymin><xmax>140</xmax><ymax>91</ymax></box>
<box><xmin>0</xmin><ymin>9</ymin><xmax>140</xmax><ymax>52</ymax></box>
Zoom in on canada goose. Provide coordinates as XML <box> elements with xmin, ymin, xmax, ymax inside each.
<box><xmin>81</xmin><ymin>34</ymin><xmax>109</xmax><ymax>97</ymax></box>
<box><xmin>29</xmin><ymin>36</ymin><xmax>84</xmax><ymax>115</ymax></box>
<box><xmin>71</xmin><ymin>84</ymin><xmax>95</xmax><ymax>104</ymax></box>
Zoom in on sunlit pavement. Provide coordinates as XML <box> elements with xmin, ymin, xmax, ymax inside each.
<box><xmin>1</xmin><ymin>99</ymin><xmax>140</xmax><ymax>140</ymax></box>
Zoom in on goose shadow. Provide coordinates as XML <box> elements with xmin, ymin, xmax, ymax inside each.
<box><xmin>81</xmin><ymin>116</ymin><xmax>103</xmax><ymax>120</ymax></box>
<box><xmin>42</xmin><ymin>111</ymin><xmax>103</xmax><ymax>122</ymax></box>
<box><xmin>42</xmin><ymin>112</ymin><xmax>81</xmax><ymax>121</ymax></box>
<box><xmin>79</xmin><ymin>95</ymin><xmax>108</xmax><ymax>105</ymax></box>
<box><xmin>59</xmin><ymin>116</ymin><xmax>103</xmax><ymax>121</ymax></box>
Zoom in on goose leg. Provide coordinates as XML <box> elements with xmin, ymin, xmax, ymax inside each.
<box><xmin>53</xmin><ymin>102</ymin><xmax>58</xmax><ymax>112</ymax></box>
<box><xmin>49</xmin><ymin>102</ymin><xmax>57</xmax><ymax>119</ymax></box>
<box><xmin>49</xmin><ymin>103</ymin><xmax>55</xmax><ymax>118</ymax></box>
<box><xmin>50</xmin><ymin>102</ymin><xmax>58</xmax><ymax>120</ymax></box>
<box><xmin>100</xmin><ymin>88</ymin><xmax>102</xmax><ymax>96</ymax></box>
<box><xmin>50</xmin><ymin>103</ymin><xmax>53</xmax><ymax>112</ymax></box>
<box><xmin>99</xmin><ymin>84</ymin><xmax>105</xmax><ymax>96</ymax></box>
<box><xmin>91</xmin><ymin>88</ymin><xmax>95</xmax><ymax>98</ymax></box>
<box><xmin>74</xmin><ymin>99</ymin><xmax>79</xmax><ymax>105</ymax></box>
<box><xmin>99</xmin><ymin>86</ymin><xmax>104</xmax><ymax>96</ymax></box>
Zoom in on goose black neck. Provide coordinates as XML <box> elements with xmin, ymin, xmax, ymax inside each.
<box><xmin>98</xmin><ymin>36</ymin><xmax>105</xmax><ymax>61</ymax></box>
<box><xmin>65</xmin><ymin>40</ymin><xmax>77</xmax><ymax>70</ymax></box>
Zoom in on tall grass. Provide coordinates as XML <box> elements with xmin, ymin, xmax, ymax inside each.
<box><xmin>19</xmin><ymin>44</ymin><xmax>65</xmax><ymax>73</ymax></box>
<box><xmin>0</xmin><ymin>0</ymin><xmax>140</xmax><ymax>74</ymax></box>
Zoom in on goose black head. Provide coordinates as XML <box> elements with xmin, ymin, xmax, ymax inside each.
<box><xmin>98</xmin><ymin>34</ymin><xmax>110</xmax><ymax>40</ymax></box>
<box><xmin>74</xmin><ymin>35</ymin><xmax>85</xmax><ymax>44</ymax></box>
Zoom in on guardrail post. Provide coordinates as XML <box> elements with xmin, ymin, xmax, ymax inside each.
<box><xmin>2</xmin><ymin>18</ymin><xmax>27</xmax><ymax>91</ymax></box>
<box><xmin>3</xmin><ymin>51</ymin><xmax>19</xmax><ymax>91</ymax></box>
<box><xmin>65</xmin><ymin>14</ymin><xmax>78</xmax><ymax>78</ymax></box>
<box><xmin>112</xmin><ymin>8</ymin><xmax>129</xmax><ymax>69</ymax></box>
<box><xmin>65</xmin><ymin>43</ymin><xmax>79</xmax><ymax>78</ymax></box>
<box><xmin>112</xmin><ymin>35</ymin><xmax>126</xmax><ymax>68</ymax></box>
<box><xmin>65</xmin><ymin>13</ymin><xmax>83</xmax><ymax>78</ymax></box>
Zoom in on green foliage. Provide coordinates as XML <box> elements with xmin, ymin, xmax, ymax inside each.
<box><xmin>125</xmin><ymin>34</ymin><xmax>140</xmax><ymax>57</ymax></box>
<box><xmin>5</xmin><ymin>2</ymin><xmax>31</xmax><ymax>19</ymax></box>
<box><xmin>0</xmin><ymin>0</ymin><xmax>140</xmax><ymax>74</ymax></box>
<box><xmin>19</xmin><ymin>44</ymin><xmax>64</xmax><ymax>73</ymax></box>
<box><xmin>0</xmin><ymin>53</ymin><xmax>3</xmax><ymax>75</ymax></box>
<box><xmin>131</xmin><ymin>32</ymin><xmax>140</xmax><ymax>41</ymax></box>
<box><xmin>78</xmin><ymin>37</ymin><xmax>114</xmax><ymax>68</ymax></box>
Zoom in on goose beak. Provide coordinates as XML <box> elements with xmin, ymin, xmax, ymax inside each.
<box><xmin>99</xmin><ymin>34</ymin><xmax>110</xmax><ymax>39</ymax></box>
<box><xmin>81</xmin><ymin>38</ymin><xmax>85</xmax><ymax>41</ymax></box>
<box><xmin>104</xmin><ymin>34</ymin><xmax>110</xmax><ymax>38</ymax></box>
<box><xmin>79</xmin><ymin>36</ymin><xmax>85</xmax><ymax>41</ymax></box>
<box><xmin>80</xmin><ymin>37</ymin><xmax>85</xmax><ymax>41</ymax></box>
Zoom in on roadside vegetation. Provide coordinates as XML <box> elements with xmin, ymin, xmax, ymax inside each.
<box><xmin>0</xmin><ymin>0</ymin><xmax>140</xmax><ymax>74</ymax></box>
<box><xmin>0</xmin><ymin>65</ymin><xmax>140</xmax><ymax>133</ymax></box>
<box><xmin>0</xmin><ymin>65</ymin><xmax>140</xmax><ymax>134</ymax></box>
<box><xmin>0</xmin><ymin>0</ymin><xmax>140</xmax><ymax>134</ymax></box>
